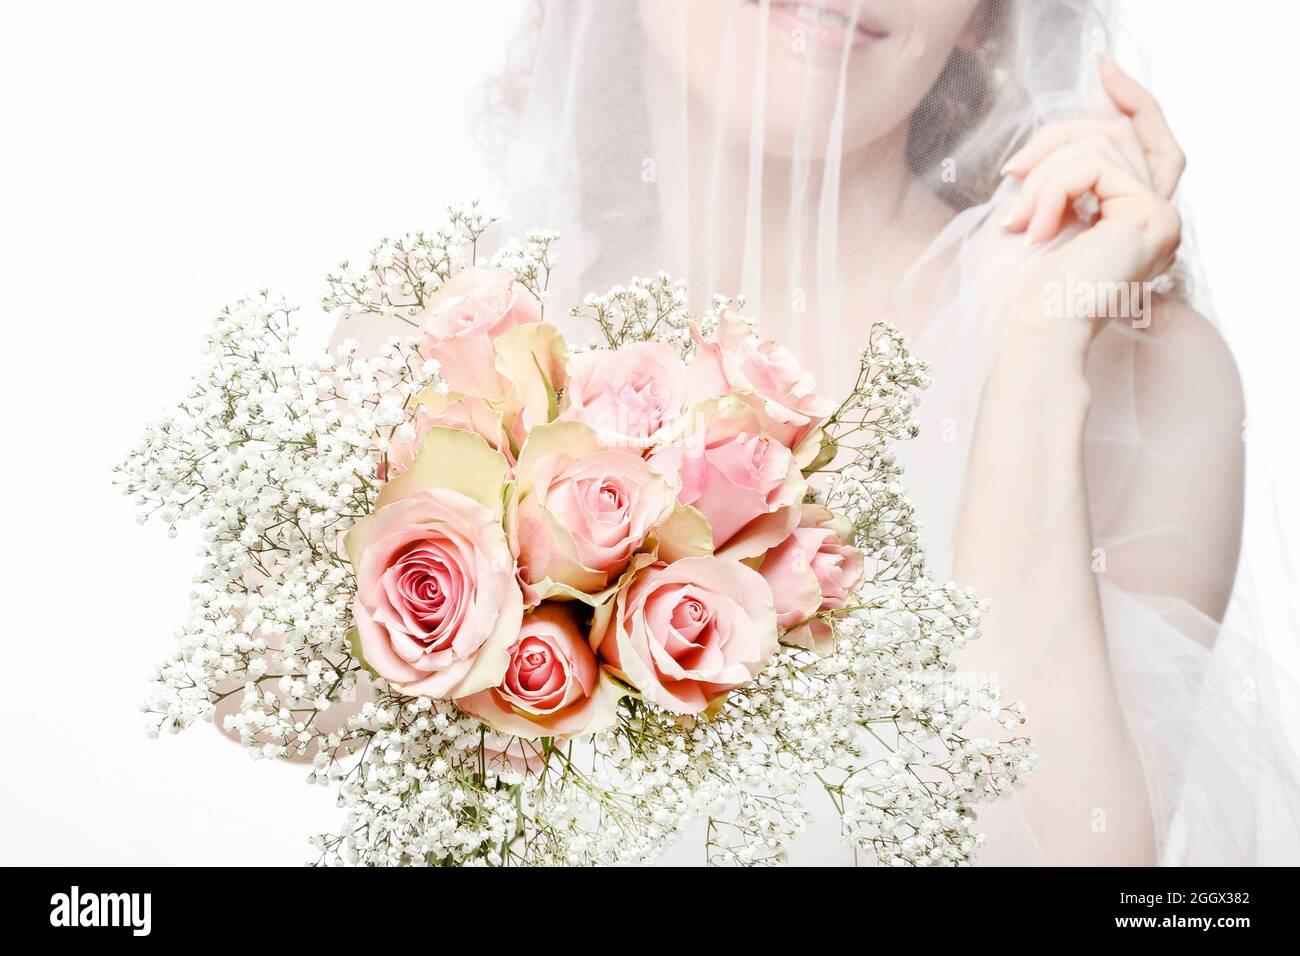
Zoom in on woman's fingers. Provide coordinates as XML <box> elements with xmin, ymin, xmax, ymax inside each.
<box><xmin>1020</xmin><ymin>150</ymin><xmax>1182</xmax><ymax>280</ymax></box>
<box><xmin>1003</xmin><ymin>118</ymin><xmax>1148</xmax><ymax>184</ymax></box>
<box><xmin>998</xmin><ymin>59</ymin><xmax>1185</xmax><ymax>274</ymax></box>
<box><xmin>1023</xmin><ymin>153</ymin><xmax>1143</xmax><ymax>243</ymax></box>
<box><xmin>1004</xmin><ymin>134</ymin><xmax>1137</xmax><ymax>238</ymax></box>
<box><xmin>1100</xmin><ymin>56</ymin><xmax>1186</xmax><ymax>198</ymax></box>
<box><xmin>1002</xmin><ymin>59</ymin><xmax>1186</xmax><ymax>200</ymax></box>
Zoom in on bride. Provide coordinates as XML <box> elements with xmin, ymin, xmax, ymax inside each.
<box><xmin>328</xmin><ymin>0</ymin><xmax>1299</xmax><ymax>865</ymax></box>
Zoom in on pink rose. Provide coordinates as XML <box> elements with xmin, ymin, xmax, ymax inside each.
<box><xmin>649</xmin><ymin>399</ymin><xmax>805</xmax><ymax>558</ymax></box>
<box><xmin>760</xmin><ymin>505</ymin><xmax>866</xmax><ymax>655</ymax></box>
<box><xmin>512</xmin><ymin>421</ymin><xmax>676</xmax><ymax>600</ymax></box>
<box><xmin>591</xmin><ymin>556</ymin><xmax>778</xmax><ymax>715</ymax></box>
<box><xmin>385</xmin><ymin>391</ymin><xmax>511</xmax><ymax>479</ymax></box>
<box><xmin>560</xmin><ymin>341</ymin><xmax>688</xmax><ymax>451</ymax></box>
<box><xmin>689</xmin><ymin>310</ymin><xmax>835</xmax><ymax>449</ymax></box>
<box><xmin>804</xmin><ymin>510</ymin><xmax>865</xmax><ymax>609</ymax></box>
<box><xmin>458</xmin><ymin>604</ymin><xmax>623</xmax><ymax>739</ymax></box>
<box><xmin>418</xmin><ymin>267</ymin><xmax>541</xmax><ymax>398</ymax></box>
<box><xmin>346</xmin><ymin>488</ymin><xmax>523</xmax><ymax>699</ymax></box>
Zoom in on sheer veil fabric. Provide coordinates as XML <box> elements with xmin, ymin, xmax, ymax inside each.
<box><xmin>352</xmin><ymin>0</ymin><xmax>1300</xmax><ymax>863</ymax></box>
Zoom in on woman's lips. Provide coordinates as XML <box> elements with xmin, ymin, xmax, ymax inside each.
<box><xmin>760</xmin><ymin>1</ymin><xmax>891</xmax><ymax>53</ymax></box>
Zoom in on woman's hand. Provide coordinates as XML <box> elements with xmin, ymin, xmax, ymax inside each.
<box><xmin>1001</xmin><ymin>57</ymin><xmax>1186</xmax><ymax>355</ymax></box>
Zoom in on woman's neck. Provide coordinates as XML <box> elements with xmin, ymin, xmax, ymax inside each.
<box><xmin>685</xmin><ymin>111</ymin><xmax>950</xmax><ymax>288</ymax></box>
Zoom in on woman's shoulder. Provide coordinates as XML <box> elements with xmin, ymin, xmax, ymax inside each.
<box><xmin>1149</xmin><ymin>296</ymin><xmax>1239</xmax><ymax>373</ymax></box>
<box><xmin>1132</xmin><ymin>296</ymin><xmax>1245</xmax><ymax>431</ymax></box>
<box><xmin>1087</xmin><ymin>295</ymin><xmax>1244</xmax><ymax>459</ymax></box>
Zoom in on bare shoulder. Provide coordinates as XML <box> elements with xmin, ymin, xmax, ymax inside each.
<box><xmin>1148</xmin><ymin>296</ymin><xmax>1239</xmax><ymax>372</ymax></box>
<box><xmin>1134</xmin><ymin>296</ymin><xmax>1245</xmax><ymax>436</ymax></box>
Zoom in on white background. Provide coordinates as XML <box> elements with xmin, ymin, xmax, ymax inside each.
<box><xmin>0</xmin><ymin>1</ymin><xmax>1296</xmax><ymax>865</ymax></box>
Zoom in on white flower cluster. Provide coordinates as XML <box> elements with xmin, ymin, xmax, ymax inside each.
<box><xmin>116</xmin><ymin>293</ymin><xmax>425</xmax><ymax>756</ymax></box>
<box><xmin>571</xmin><ymin>272</ymin><xmax>695</xmax><ymax>355</ymax></box>
<box><xmin>488</xmin><ymin>228</ymin><xmax>562</xmax><ymax>310</ymax></box>
<box><xmin>118</xmin><ymin>216</ymin><xmax>1033</xmax><ymax>867</ymax></box>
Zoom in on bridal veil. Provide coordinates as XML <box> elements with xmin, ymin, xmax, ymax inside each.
<box><xmin>460</xmin><ymin>0</ymin><xmax>1300</xmax><ymax>864</ymax></box>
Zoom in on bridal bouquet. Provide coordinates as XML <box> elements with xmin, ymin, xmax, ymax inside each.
<box><xmin>117</xmin><ymin>205</ymin><xmax>1033</xmax><ymax>866</ymax></box>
